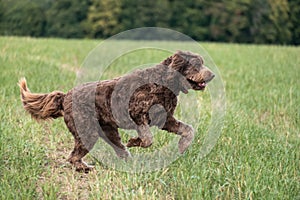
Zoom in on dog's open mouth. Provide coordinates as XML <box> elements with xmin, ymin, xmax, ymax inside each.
<box><xmin>187</xmin><ymin>79</ymin><xmax>207</xmax><ymax>90</ymax></box>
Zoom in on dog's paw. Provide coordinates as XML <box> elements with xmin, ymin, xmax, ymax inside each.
<box><xmin>178</xmin><ymin>126</ymin><xmax>194</xmax><ymax>154</ymax></box>
<box><xmin>126</xmin><ymin>137</ymin><xmax>142</xmax><ymax>147</ymax></box>
<box><xmin>141</xmin><ymin>137</ymin><xmax>153</xmax><ymax>148</ymax></box>
<box><xmin>126</xmin><ymin>137</ymin><xmax>152</xmax><ymax>148</ymax></box>
<box><xmin>74</xmin><ymin>161</ymin><xmax>94</xmax><ymax>173</ymax></box>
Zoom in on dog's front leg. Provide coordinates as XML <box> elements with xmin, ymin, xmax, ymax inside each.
<box><xmin>126</xmin><ymin>124</ymin><xmax>153</xmax><ymax>148</ymax></box>
<box><xmin>177</xmin><ymin>122</ymin><xmax>194</xmax><ymax>154</ymax></box>
<box><xmin>163</xmin><ymin>116</ymin><xmax>194</xmax><ymax>154</ymax></box>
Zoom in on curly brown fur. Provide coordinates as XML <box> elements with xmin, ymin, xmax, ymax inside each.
<box><xmin>19</xmin><ymin>51</ymin><xmax>214</xmax><ymax>172</ymax></box>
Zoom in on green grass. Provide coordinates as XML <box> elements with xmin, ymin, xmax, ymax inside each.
<box><xmin>0</xmin><ymin>37</ymin><xmax>299</xmax><ymax>199</ymax></box>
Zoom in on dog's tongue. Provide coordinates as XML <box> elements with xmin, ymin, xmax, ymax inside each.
<box><xmin>199</xmin><ymin>82</ymin><xmax>206</xmax><ymax>87</ymax></box>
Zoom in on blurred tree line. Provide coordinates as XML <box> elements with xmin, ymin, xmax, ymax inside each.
<box><xmin>0</xmin><ymin>0</ymin><xmax>299</xmax><ymax>45</ymax></box>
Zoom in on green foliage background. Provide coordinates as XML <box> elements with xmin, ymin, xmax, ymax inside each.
<box><xmin>0</xmin><ymin>0</ymin><xmax>299</xmax><ymax>44</ymax></box>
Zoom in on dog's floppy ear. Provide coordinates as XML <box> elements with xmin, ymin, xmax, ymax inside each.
<box><xmin>168</xmin><ymin>51</ymin><xmax>188</xmax><ymax>71</ymax></box>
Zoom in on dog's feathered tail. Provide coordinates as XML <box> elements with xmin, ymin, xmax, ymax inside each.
<box><xmin>18</xmin><ymin>78</ymin><xmax>65</xmax><ymax>120</ymax></box>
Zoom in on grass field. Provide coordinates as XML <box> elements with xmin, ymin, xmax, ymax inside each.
<box><xmin>0</xmin><ymin>37</ymin><xmax>299</xmax><ymax>199</ymax></box>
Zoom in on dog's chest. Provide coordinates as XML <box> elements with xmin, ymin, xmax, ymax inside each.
<box><xmin>128</xmin><ymin>84</ymin><xmax>177</xmax><ymax>115</ymax></box>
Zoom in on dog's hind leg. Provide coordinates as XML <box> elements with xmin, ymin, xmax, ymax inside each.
<box><xmin>67</xmin><ymin>139</ymin><xmax>95</xmax><ymax>172</ymax></box>
<box><xmin>101</xmin><ymin>125</ymin><xmax>131</xmax><ymax>159</ymax></box>
<box><xmin>162</xmin><ymin>116</ymin><xmax>194</xmax><ymax>154</ymax></box>
<box><xmin>64</xmin><ymin>115</ymin><xmax>97</xmax><ymax>172</ymax></box>
<box><xmin>126</xmin><ymin>124</ymin><xmax>153</xmax><ymax>148</ymax></box>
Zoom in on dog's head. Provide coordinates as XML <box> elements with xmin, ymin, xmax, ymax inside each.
<box><xmin>162</xmin><ymin>51</ymin><xmax>215</xmax><ymax>91</ymax></box>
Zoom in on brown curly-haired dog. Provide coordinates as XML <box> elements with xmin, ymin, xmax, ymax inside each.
<box><xmin>19</xmin><ymin>51</ymin><xmax>214</xmax><ymax>172</ymax></box>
